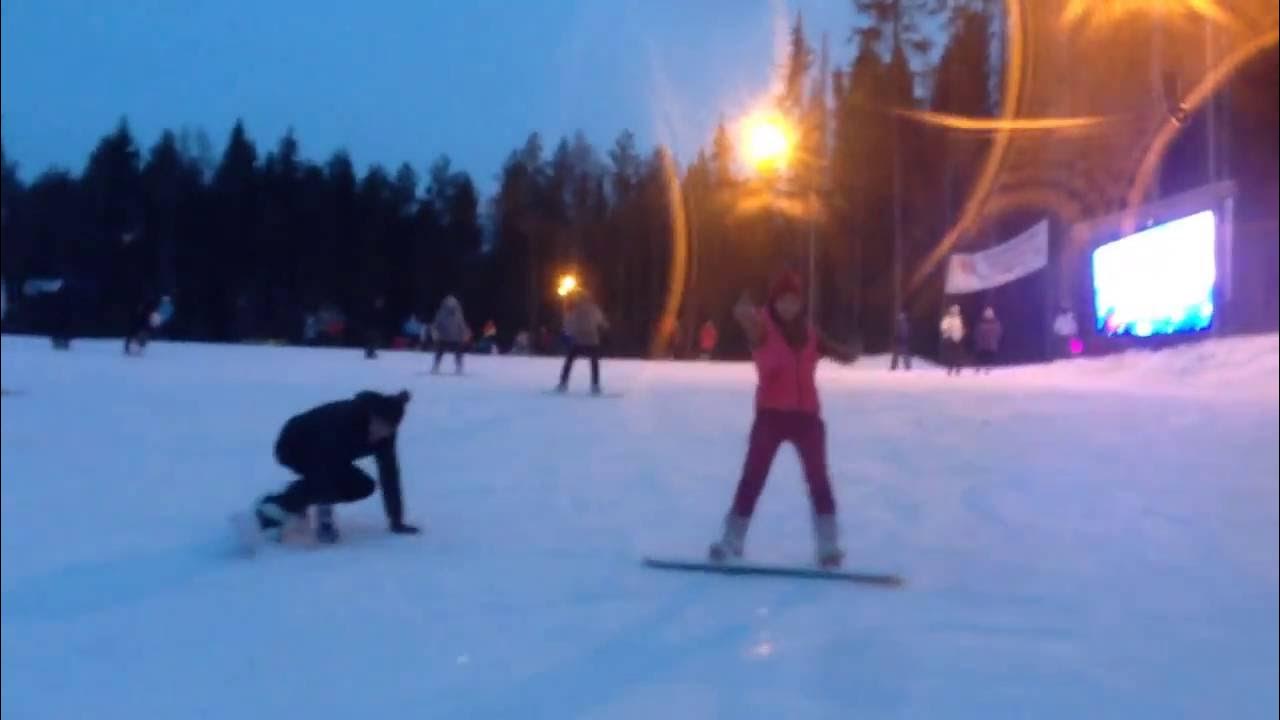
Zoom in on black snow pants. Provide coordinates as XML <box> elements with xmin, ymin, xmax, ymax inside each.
<box><xmin>270</xmin><ymin>446</ymin><xmax>376</xmax><ymax>515</ymax></box>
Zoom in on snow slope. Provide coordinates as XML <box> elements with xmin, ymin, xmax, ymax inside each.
<box><xmin>2</xmin><ymin>334</ymin><xmax>1277</xmax><ymax>719</ymax></box>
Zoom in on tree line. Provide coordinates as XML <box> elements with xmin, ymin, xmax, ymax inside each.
<box><xmin>1</xmin><ymin>1</ymin><xmax>1003</xmax><ymax>357</ymax></box>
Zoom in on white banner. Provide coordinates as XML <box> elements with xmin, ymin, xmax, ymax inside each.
<box><xmin>945</xmin><ymin>219</ymin><xmax>1049</xmax><ymax>294</ymax></box>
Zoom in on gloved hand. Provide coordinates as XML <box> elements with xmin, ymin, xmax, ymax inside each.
<box><xmin>390</xmin><ymin>521</ymin><xmax>421</xmax><ymax>535</ymax></box>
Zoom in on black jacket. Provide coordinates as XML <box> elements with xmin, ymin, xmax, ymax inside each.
<box><xmin>275</xmin><ymin>392</ymin><xmax>404</xmax><ymax>524</ymax></box>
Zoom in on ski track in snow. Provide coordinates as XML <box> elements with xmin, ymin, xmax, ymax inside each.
<box><xmin>2</xmin><ymin>334</ymin><xmax>1277</xmax><ymax>719</ymax></box>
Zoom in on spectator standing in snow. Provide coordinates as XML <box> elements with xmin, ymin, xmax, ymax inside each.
<box><xmin>557</xmin><ymin>290</ymin><xmax>609</xmax><ymax>393</ymax></box>
<box><xmin>698</xmin><ymin>319</ymin><xmax>719</xmax><ymax>360</ymax></box>
<box><xmin>237</xmin><ymin>390</ymin><xmax>420</xmax><ymax>546</ymax></box>
<box><xmin>511</xmin><ymin>330</ymin><xmax>532</xmax><ymax>355</ymax></box>
<box><xmin>398</xmin><ymin>313</ymin><xmax>427</xmax><ymax>350</ymax></box>
<box><xmin>474</xmin><ymin>320</ymin><xmax>499</xmax><ymax>354</ymax></box>
<box><xmin>708</xmin><ymin>271</ymin><xmax>858</xmax><ymax>569</ymax></box>
<box><xmin>890</xmin><ymin>311</ymin><xmax>912</xmax><ymax>371</ymax></box>
<box><xmin>431</xmin><ymin>295</ymin><xmax>471</xmax><ymax>374</ymax></box>
<box><xmin>939</xmin><ymin>304</ymin><xmax>966</xmax><ymax>376</ymax></box>
<box><xmin>973</xmin><ymin>307</ymin><xmax>1003</xmax><ymax>373</ymax></box>
<box><xmin>303</xmin><ymin>313</ymin><xmax>321</xmax><ymax>346</ymax></box>
<box><xmin>1053</xmin><ymin>307</ymin><xmax>1080</xmax><ymax>358</ymax></box>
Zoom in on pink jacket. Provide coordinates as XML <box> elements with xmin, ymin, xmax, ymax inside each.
<box><xmin>752</xmin><ymin>311</ymin><xmax>821</xmax><ymax>415</ymax></box>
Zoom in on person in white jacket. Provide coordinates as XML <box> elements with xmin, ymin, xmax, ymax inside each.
<box><xmin>1053</xmin><ymin>307</ymin><xmax>1079</xmax><ymax>358</ymax></box>
<box><xmin>939</xmin><ymin>304</ymin><xmax>966</xmax><ymax>376</ymax></box>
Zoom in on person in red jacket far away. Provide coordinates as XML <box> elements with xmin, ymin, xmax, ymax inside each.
<box><xmin>698</xmin><ymin>319</ymin><xmax>719</xmax><ymax>359</ymax></box>
<box><xmin>709</xmin><ymin>270</ymin><xmax>859</xmax><ymax>569</ymax></box>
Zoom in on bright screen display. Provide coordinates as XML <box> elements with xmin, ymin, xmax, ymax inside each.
<box><xmin>1091</xmin><ymin>210</ymin><xmax>1216</xmax><ymax>338</ymax></box>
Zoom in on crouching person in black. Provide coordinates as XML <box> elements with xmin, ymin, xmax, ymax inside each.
<box><xmin>248</xmin><ymin>389</ymin><xmax>420</xmax><ymax>544</ymax></box>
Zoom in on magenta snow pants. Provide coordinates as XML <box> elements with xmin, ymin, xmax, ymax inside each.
<box><xmin>730</xmin><ymin>410</ymin><xmax>836</xmax><ymax>517</ymax></box>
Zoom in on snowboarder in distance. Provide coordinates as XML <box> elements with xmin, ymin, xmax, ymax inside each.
<box><xmin>363</xmin><ymin>295</ymin><xmax>388</xmax><ymax>359</ymax></box>
<box><xmin>431</xmin><ymin>295</ymin><xmax>471</xmax><ymax>374</ymax></box>
<box><xmin>124</xmin><ymin>295</ymin><xmax>174</xmax><ymax>355</ymax></box>
<box><xmin>709</xmin><ymin>271</ymin><xmax>859</xmax><ymax>569</ymax></box>
<box><xmin>698</xmin><ymin>319</ymin><xmax>719</xmax><ymax>360</ymax></box>
<box><xmin>940</xmin><ymin>304</ymin><xmax>966</xmax><ymax>376</ymax></box>
<box><xmin>238</xmin><ymin>390</ymin><xmax>420</xmax><ymax>546</ymax></box>
<box><xmin>558</xmin><ymin>290</ymin><xmax>609</xmax><ymax>394</ymax></box>
<box><xmin>1053</xmin><ymin>306</ymin><xmax>1079</xmax><ymax>359</ymax></box>
<box><xmin>890</xmin><ymin>311</ymin><xmax>912</xmax><ymax>371</ymax></box>
<box><xmin>974</xmin><ymin>306</ymin><xmax>1003</xmax><ymax>374</ymax></box>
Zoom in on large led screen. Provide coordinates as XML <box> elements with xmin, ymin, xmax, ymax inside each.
<box><xmin>1091</xmin><ymin>210</ymin><xmax>1216</xmax><ymax>338</ymax></box>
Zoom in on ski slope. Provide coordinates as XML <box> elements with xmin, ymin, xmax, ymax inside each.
<box><xmin>2</xmin><ymin>334</ymin><xmax>1277</xmax><ymax>719</ymax></box>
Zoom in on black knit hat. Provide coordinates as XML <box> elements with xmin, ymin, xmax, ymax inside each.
<box><xmin>358</xmin><ymin>389</ymin><xmax>411</xmax><ymax>425</ymax></box>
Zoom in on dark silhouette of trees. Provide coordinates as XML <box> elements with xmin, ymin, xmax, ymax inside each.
<box><xmin>1</xmin><ymin>1</ymin><xmax>1273</xmax><ymax>356</ymax></box>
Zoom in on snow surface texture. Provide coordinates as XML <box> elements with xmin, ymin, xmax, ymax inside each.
<box><xmin>2</xmin><ymin>334</ymin><xmax>1277</xmax><ymax>719</ymax></box>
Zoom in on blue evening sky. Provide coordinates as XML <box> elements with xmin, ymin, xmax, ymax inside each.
<box><xmin>2</xmin><ymin>1</ymin><xmax>867</xmax><ymax>194</ymax></box>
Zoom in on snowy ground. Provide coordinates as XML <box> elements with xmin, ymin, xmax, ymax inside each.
<box><xmin>2</xmin><ymin>333</ymin><xmax>1277</xmax><ymax>719</ymax></box>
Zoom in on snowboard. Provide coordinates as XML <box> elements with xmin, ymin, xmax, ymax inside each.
<box><xmin>416</xmin><ymin>371</ymin><xmax>470</xmax><ymax>378</ymax></box>
<box><xmin>228</xmin><ymin>511</ymin><xmax>330</xmax><ymax>557</ymax></box>
<box><xmin>544</xmin><ymin>389</ymin><xmax>624</xmax><ymax>399</ymax></box>
<box><xmin>642</xmin><ymin>556</ymin><xmax>903</xmax><ymax>587</ymax></box>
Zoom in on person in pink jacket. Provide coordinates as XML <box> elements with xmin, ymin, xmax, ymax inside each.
<box><xmin>709</xmin><ymin>271</ymin><xmax>858</xmax><ymax>569</ymax></box>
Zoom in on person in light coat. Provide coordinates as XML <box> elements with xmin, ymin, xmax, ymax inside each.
<box><xmin>431</xmin><ymin>295</ymin><xmax>471</xmax><ymax>374</ymax></box>
<box><xmin>939</xmin><ymin>304</ymin><xmax>966</xmax><ymax>376</ymax></box>
<box><xmin>557</xmin><ymin>291</ymin><xmax>609</xmax><ymax>393</ymax></box>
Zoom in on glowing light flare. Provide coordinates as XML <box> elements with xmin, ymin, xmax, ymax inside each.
<box><xmin>556</xmin><ymin>274</ymin><xmax>578</xmax><ymax>298</ymax></box>
<box><xmin>740</xmin><ymin>111</ymin><xmax>795</xmax><ymax>172</ymax></box>
<box><xmin>894</xmin><ymin>108</ymin><xmax>1111</xmax><ymax>133</ymax></box>
<box><xmin>1061</xmin><ymin>0</ymin><xmax>1244</xmax><ymax>33</ymax></box>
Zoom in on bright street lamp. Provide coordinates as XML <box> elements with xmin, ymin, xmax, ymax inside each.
<box><xmin>556</xmin><ymin>274</ymin><xmax>578</xmax><ymax>298</ymax></box>
<box><xmin>740</xmin><ymin>111</ymin><xmax>795</xmax><ymax>173</ymax></box>
<box><xmin>738</xmin><ymin>110</ymin><xmax>818</xmax><ymax>323</ymax></box>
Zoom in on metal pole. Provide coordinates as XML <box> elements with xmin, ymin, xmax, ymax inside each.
<box><xmin>808</xmin><ymin>196</ymin><xmax>816</xmax><ymax>325</ymax></box>
<box><xmin>891</xmin><ymin>112</ymin><xmax>904</xmax><ymax>331</ymax></box>
<box><xmin>1205</xmin><ymin>18</ymin><xmax>1217</xmax><ymax>183</ymax></box>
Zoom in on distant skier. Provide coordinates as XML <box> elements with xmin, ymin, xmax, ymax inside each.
<box><xmin>698</xmin><ymin>319</ymin><xmax>719</xmax><ymax>360</ymax></box>
<box><xmin>431</xmin><ymin>295</ymin><xmax>471</xmax><ymax>374</ymax></box>
<box><xmin>708</xmin><ymin>271</ymin><xmax>858</xmax><ymax>569</ymax></box>
<box><xmin>974</xmin><ymin>306</ymin><xmax>1002</xmax><ymax>373</ymax></box>
<box><xmin>890</xmin><ymin>311</ymin><xmax>912</xmax><ymax>371</ymax></box>
<box><xmin>363</xmin><ymin>295</ymin><xmax>388</xmax><ymax>359</ymax></box>
<box><xmin>24</xmin><ymin>277</ymin><xmax>73</xmax><ymax>349</ymax></box>
<box><xmin>238</xmin><ymin>389</ymin><xmax>420</xmax><ymax>546</ymax></box>
<box><xmin>124</xmin><ymin>295</ymin><xmax>174</xmax><ymax>355</ymax></box>
<box><xmin>940</xmin><ymin>304</ymin><xmax>966</xmax><ymax>376</ymax></box>
<box><xmin>557</xmin><ymin>290</ymin><xmax>609</xmax><ymax>393</ymax></box>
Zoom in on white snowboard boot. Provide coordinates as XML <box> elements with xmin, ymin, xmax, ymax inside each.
<box><xmin>813</xmin><ymin>514</ymin><xmax>845</xmax><ymax>569</ymax></box>
<box><xmin>708</xmin><ymin>514</ymin><xmax>750</xmax><ymax>562</ymax></box>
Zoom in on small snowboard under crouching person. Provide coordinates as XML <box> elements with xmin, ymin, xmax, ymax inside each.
<box><xmin>709</xmin><ymin>271</ymin><xmax>858</xmax><ymax>570</ymax></box>
<box><xmin>237</xmin><ymin>390</ymin><xmax>420</xmax><ymax>547</ymax></box>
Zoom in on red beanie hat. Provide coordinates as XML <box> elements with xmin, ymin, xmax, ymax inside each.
<box><xmin>769</xmin><ymin>271</ymin><xmax>804</xmax><ymax>303</ymax></box>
